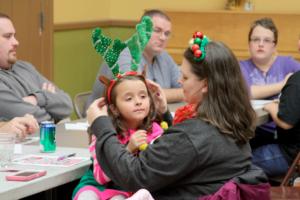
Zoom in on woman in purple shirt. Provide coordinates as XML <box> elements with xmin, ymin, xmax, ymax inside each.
<box><xmin>240</xmin><ymin>17</ymin><xmax>300</xmax><ymax>178</ymax></box>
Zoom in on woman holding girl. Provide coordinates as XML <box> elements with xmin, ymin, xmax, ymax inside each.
<box><xmin>87</xmin><ymin>32</ymin><xmax>270</xmax><ymax>199</ymax></box>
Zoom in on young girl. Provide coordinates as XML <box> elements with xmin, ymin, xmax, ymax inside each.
<box><xmin>73</xmin><ymin>75</ymin><xmax>164</xmax><ymax>200</ymax></box>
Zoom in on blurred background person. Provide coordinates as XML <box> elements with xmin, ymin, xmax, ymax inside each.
<box><xmin>0</xmin><ymin>13</ymin><xmax>73</xmax><ymax>123</ymax></box>
<box><xmin>86</xmin><ymin>9</ymin><xmax>183</xmax><ymax>115</ymax></box>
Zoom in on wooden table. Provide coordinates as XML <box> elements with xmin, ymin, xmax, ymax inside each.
<box><xmin>0</xmin><ymin>145</ymin><xmax>91</xmax><ymax>200</ymax></box>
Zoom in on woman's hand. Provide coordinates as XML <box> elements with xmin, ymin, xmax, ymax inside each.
<box><xmin>126</xmin><ymin>130</ymin><xmax>147</xmax><ymax>153</ymax></box>
<box><xmin>146</xmin><ymin>80</ymin><xmax>168</xmax><ymax>114</ymax></box>
<box><xmin>263</xmin><ymin>100</ymin><xmax>293</xmax><ymax>130</ymax></box>
<box><xmin>263</xmin><ymin>101</ymin><xmax>278</xmax><ymax>113</ymax></box>
<box><xmin>86</xmin><ymin>98</ymin><xmax>108</xmax><ymax>125</ymax></box>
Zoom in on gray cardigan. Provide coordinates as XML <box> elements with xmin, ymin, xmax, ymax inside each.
<box><xmin>0</xmin><ymin>61</ymin><xmax>73</xmax><ymax>122</ymax></box>
<box><xmin>91</xmin><ymin>115</ymin><xmax>267</xmax><ymax>199</ymax></box>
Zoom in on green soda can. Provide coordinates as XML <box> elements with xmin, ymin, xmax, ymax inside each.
<box><xmin>40</xmin><ymin>121</ymin><xmax>56</xmax><ymax>152</ymax></box>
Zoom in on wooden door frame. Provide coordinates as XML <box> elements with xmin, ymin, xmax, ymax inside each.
<box><xmin>0</xmin><ymin>0</ymin><xmax>53</xmax><ymax>80</ymax></box>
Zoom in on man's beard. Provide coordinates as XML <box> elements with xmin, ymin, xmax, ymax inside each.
<box><xmin>8</xmin><ymin>54</ymin><xmax>17</xmax><ymax>64</ymax></box>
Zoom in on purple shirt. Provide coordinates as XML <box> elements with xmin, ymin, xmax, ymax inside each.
<box><xmin>240</xmin><ymin>56</ymin><xmax>300</xmax><ymax>133</ymax></box>
<box><xmin>240</xmin><ymin>56</ymin><xmax>300</xmax><ymax>100</ymax></box>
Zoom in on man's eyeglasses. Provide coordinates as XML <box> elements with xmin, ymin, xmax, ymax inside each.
<box><xmin>153</xmin><ymin>27</ymin><xmax>171</xmax><ymax>39</ymax></box>
<box><xmin>250</xmin><ymin>37</ymin><xmax>275</xmax><ymax>45</ymax></box>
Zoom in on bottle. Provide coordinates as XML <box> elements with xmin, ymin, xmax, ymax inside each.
<box><xmin>244</xmin><ymin>0</ymin><xmax>254</xmax><ymax>11</ymax></box>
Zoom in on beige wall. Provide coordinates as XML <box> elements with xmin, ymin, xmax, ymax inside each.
<box><xmin>54</xmin><ymin>0</ymin><xmax>300</xmax><ymax>23</ymax></box>
<box><xmin>54</xmin><ymin>0</ymin><xmax>228</xmax><ymax>23</ymax></box>
<box><xmin>54</xmin><ymin>0</ymin><xmax>110</xmax><ymax>23</ymax></box>
<box><xmin>108</xmin><ymin>0</ymin><xmax>227</xmax><ymax>20</ymax></box>
<box><xmin>255</xmin><ymin>0</ymin><xmax>300</xmax><ymax>13</ymax></box>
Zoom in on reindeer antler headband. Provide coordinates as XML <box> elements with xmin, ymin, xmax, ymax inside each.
<box><xmin>92</xmin><ymin>16</ymin><xmax>153</xmax><ymax>103</ymax></box>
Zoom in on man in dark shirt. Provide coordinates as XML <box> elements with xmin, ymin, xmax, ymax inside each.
<box><xmin>261</xmin><ymin>71</ymin><xmax>300</xmax><ymax>177</ymax></box>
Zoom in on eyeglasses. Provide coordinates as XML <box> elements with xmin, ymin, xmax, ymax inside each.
<box><xmin>153</xmin><ymin>27</ymin><xmax>171</xmax><ymax>39</ymax></box>
<box><xmin>250</xmin><ymin>37</ymin><xmax>275</xmax><ymax>45</ymax></box>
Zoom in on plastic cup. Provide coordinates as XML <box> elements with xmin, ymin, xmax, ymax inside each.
<box><xmin>0</xmin><ymin>133</ymin><xmax>15</xmax><ymax>168</ymax></box>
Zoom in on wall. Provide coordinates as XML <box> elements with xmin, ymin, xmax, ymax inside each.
<box><xmin>254</xmin><ymin>0</ymin><xmax>300</xmax><ymax>13</ymax></box>
<box><xmin>165</xmin><ymin>11</ymin><xmax>300</xmax><ymax>64</ymax></box>
<box><xmin>54</xmin><ymin>0</ymin><xmax>228</xmax><ymax>23</ymax></box>
<box><xmin>54</xmin><ymin>0</ymin><xmax>110</xmax><ymax>23</ymax></box>
<box><xmin>54</xmin><ymin>0</ymin><xmax>300</xmax><ymax>23</ymax></box>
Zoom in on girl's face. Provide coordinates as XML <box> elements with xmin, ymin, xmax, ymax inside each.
<box><xmin>249</xmin><ymin>25</ymin><xmax>276</xmax><ymax>64</ymax></box>
<box><xmin>112</xmin><ymin>79</ymin><xmax>150</xmax><ymax>129</ymax></box>
<box><xmin>179</xmin><ymin>58</ymin><xmax>207</xmax><ymax>105</ymax></box>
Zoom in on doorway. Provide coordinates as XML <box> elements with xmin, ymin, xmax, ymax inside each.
<box><xmin>0</xmin><ymin>0</ymin><xmax>53</xmax><ymax>80</ymax></box>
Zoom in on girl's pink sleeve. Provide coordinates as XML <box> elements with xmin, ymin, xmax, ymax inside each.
<box><xmin>89</xmin><ymin>135</ymin><xmax>111</xmax><ymax>184</ymax></box>
<box><xmin>147</xmin><ymin>122</ymin><xmax>164</xmax><ymax>143</ymax></box>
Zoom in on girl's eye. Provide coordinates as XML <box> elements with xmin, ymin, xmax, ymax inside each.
<box><xmin>125</xmin><ymin>97</ymin><xmax>132</xmax><ymax>101</ymax></box>
<box><xmin>141</xmin><ymin>93</ymin><xmax>149</xmax><ymax>99</ymax></box>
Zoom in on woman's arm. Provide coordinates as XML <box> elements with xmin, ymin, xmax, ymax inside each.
<box><xmin>91</xmin><ymin>117</ymin><xmax>197</xmax><ymax>191</ymax></box>
<box><xmin>264</xmin><ymin>102</ymin><xmax>293</xmax><ymax>130</ymax></box>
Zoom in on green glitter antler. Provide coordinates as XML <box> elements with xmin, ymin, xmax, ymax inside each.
<box><xmin>92</xmin><ymin>28</ymin><xmax>127</xmax><ymax>78</ymax></box>
<box><xmin>92</xmin><ymin>16</ymin><xmax>153</xmax><ymax>78</ymax></box>
<box><xmin>126</xmin><ymin>16</ymin><xmax>153</xmax><ymax>71</ymax></box>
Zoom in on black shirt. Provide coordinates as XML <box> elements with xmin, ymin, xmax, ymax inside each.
<box><xmin>277</xmin><ymin>71</ymin><xmax>300</xmax><ymax>163</ymax></box>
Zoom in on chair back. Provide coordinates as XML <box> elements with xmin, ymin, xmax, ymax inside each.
<box><xmin>73</xmin><ymin>91</ymin><xmax>91</xmax><ymax>119</ymax></box>
<box><xmin>281</xmin><ymin>151</ymin><xmax>300</xmax><ymax>186</ymax></box>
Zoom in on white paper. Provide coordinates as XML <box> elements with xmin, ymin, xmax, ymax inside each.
<box><xmin>251</xmin><ymin>100</ymin><xmax>273</xmax><ymax>110</ymax></box>
<box><xmin>14</xmin><ymin>144</ymin><xmax>23</xmax><ymax>154</ymax></box>
<box><xmin>65</xmin><ymin>122</ymin><xmax>89</xmax><ymax>131</ymax></box>
<box><xmin>12</xmin><ymin>154</ymin><xmax>90</xmax><ymax>167</ymax></box>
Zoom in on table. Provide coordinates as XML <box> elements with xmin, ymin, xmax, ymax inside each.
<box><xmin>56</xmin><ymin>123</ymin><xmax>89</xmax><ymax>148</ymax></box>
<box><xmin>256</xmin><ymin>107</ymin><xmax>269</xmax><ymax>127</ymax></box>
<box><xmin>0</xmin><ymin>145</ymin><xmax>91</xmax><ymax>200</ymax></box>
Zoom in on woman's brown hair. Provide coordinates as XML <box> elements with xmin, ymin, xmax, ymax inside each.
<box><xmin>184</xmin><ymin>41</ymin><xmax>256</xmax><ymax>144</ymax></box>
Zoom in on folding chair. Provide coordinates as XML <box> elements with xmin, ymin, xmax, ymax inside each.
<box><xmin>281</xmin><ymin>151</ymin><xmax>300</xmax><ymax>186</ymax></box>
<box><xmin>73</xmin><ymin>91</ymin><xmax>91</xmax><ymax>119</ymax></box>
